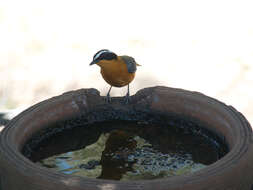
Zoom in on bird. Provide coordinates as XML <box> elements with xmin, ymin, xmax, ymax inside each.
<box><xmin>90</xmin><ymin>49</ymin><xmax>140</xmax><ymax>103</ymax></box>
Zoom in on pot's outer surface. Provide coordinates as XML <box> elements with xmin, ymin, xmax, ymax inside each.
<box><xmin>0</xmin><ymin>86</ymin><xmax>253</xmax><ymax>190</ymax></box>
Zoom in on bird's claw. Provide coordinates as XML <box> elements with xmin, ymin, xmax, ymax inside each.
<box><xmin>104</xmin><ymin>94</ymin><xmax>112</xmax><ymax>103</ymax></box>
<box><xmin>123</xmin><ymin>93</ymin><xmax>131</xmax><ymax>104</ymax></box>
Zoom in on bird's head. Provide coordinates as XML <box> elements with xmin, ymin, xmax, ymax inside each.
<box><xmin>90</xmin><ymin>49</ymin><xmax>117</xmax><ymax>66</ymax></box>
<box><xmin>90</xmin><ymin>49</ymin><xmax>141</xmax><ymax>67</ymax></box>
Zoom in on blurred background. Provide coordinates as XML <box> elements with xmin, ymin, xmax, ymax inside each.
<box><xmin>0</xmin><ymin>0</ymin><xmax>253</xmax><ymax>125</ymax></box>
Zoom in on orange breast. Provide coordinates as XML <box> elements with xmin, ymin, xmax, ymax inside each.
<box><xmin>100</xmin><ymin>58</ymin><xmax>135</xmax><ymax>87</ymax></box>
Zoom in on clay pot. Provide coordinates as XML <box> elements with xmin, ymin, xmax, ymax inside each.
<box><xmin>0</xmin><ymin>86</ymin><xmax>253</xmax><ymax>190</ymax></box>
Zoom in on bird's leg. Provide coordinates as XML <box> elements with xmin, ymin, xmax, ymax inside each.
<box><xmin>105</xmin><ymin>86</ymin><xmax>112</xmax><ymax>103</ymax></box>
<box><xmin>124</xmin><ymin>84</ymin><xmax>130</xmax><ymax>104</ymax></box>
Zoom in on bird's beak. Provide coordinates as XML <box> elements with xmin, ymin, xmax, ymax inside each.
<box><xmin>136</xmin><ymin>63</ymin><xmax>141</xmax><ymax>66</ymax></box>
<box><xmin>90</xmin><ymin>60</ymin><xmax>98</xmax><ymax>66</ymax></box>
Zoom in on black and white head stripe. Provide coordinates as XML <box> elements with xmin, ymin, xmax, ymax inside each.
<box><xmin>93</xmin><ymin>49</ymin><xmax>110</xmax><ymax>60</ymax></box>
<box><xmin>93</xmin><ymin>49</ymin><xmax>117</xmax><ymax>61</ymax></box>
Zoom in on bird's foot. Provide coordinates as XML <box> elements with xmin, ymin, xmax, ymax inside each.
<box><xmin>104</xmin><ymin>94</ymin><xmax>112</xmax><ymax>103</ymax></box>
<box><xmin>123</xmin><ymin>93</ymin><xmax>131</xmax><ymax>104</ymax></box>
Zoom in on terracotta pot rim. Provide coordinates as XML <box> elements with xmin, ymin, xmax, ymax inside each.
<box><xmin>0</xmin><ymin>86</ymin><xmax>253</xmax><ymax>190</ymax></box>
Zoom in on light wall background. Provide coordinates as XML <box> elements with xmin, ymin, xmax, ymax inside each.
<box><xmin>0</xmin><ymin>0</ymin><xmax>253</xmax><ymax>125</ymax></box>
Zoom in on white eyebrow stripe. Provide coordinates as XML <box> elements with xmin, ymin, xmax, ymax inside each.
<box><xmin>94</xmin><ymin>50</ymin><xmax>111</xmax><ymax>60</ymax></box>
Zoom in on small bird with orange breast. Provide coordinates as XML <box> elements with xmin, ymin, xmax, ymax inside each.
<box><xmin>90</xmin><ymin>49</ymin><xmax>140</xmax><ymax>103</ymax></box>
